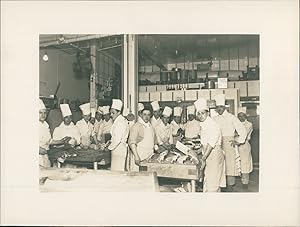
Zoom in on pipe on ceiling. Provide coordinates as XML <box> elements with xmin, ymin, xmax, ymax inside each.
<box><xmin>40</xmin><ymin>34</ymin><xmax>121</xmax><ymax>48</ymax></box>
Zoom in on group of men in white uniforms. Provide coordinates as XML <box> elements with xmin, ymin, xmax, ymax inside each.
<box><xmin>39</xmin><ymin>93</ymin><xmax>253</xmax><ymax>192</ymax></box>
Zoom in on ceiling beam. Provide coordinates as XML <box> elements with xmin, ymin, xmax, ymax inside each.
<box><xmin>40</xmin><ymin>34</ymin><xmax>120</xmax><ymax>48</ymax></box>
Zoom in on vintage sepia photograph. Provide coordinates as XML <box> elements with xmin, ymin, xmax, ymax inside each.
<box><xmin>2</xmin><ymin>1</ymin><xmax>298</xmax><ymax>225</ymax></box>
<box><xmin>39</xmin><ymin>34</ymin><xmax>260</xmax><ymax>193</ymax></box>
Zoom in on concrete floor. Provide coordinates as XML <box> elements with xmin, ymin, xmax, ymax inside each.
<box><xmin>159</xmin><ymin>168</ymin><xmax>259</xmax><ymax>193</ymax></box>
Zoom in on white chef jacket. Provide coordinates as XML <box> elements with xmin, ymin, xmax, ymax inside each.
<box><xmin>213</xmin><ymin>110</ymin><xmax>247</xmax><ymax>143</ymax></box>
<box><xmin>39</xmin><ymin>121</ymin><xmax>52</xmax><ymax>150</ymax></box>
<box><xmin>108</xmin><ymin>115</ymin><xmax>129</xmax><ymax>151</ymax></box>
<box><xmin>76</xmin><ymin>118</ymin><xmax>95</xmax><ymax>138</ymax></box>
<box><xmin>170</xmin><ymin>120</ymin><xmax>183</xmax><ymax>136</ymax></box>
<box><xmin>150</xmin><ymin>116</ymin><xmax>162</xmax><ymax>129</ymax></box>
<box><xmin>97</xmin><ymin>119</ymin><xmax>113</xmax><ymax>140</ymax></box>
<box><xmin>93</xmin><ymin>119</ymin><xmax>102</xmax><ymax>135</ymax></box>
<box><xmin>183</xmin><ymin>119</ymin><xmax>201</xmax><ymax>139</ymax></box>
<box><xmin>52</xmin><ymin>122</ymin><xmax>81</xmax><ymax>145</ymax></box>
<box><xmin>199</xmin><ymin>116</ymin><xmax>222</xmax><ymax>148</ymax></box>
<box><xmin>155</xmin><ymin>121</ymin><xmax>173</xmax><ymax>145</ymax></box>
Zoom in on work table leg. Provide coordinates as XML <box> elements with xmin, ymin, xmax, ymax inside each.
<box><xmin>191</xmin><ymin>180</ymin><xmax>196</xmax><ymax>192</ymax></box>
<box><xmin>93</xmin><ymin>162</ymin><xmax>98</xmax><ymax>170</ymax></box>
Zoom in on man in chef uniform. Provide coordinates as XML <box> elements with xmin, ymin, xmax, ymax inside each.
<box><xmin>137</xmin><ymin>103</ymin><xmax>144</xmax><ymax>123</ymax></box>
<box><xmin>237</xmin><ymin>106</ymin><xmax>253</xmax><ymax>191</ymax></box>
<box><xmin>128</xmin><ymin>106</ymin><xmax>155</xmax><ymax>171</ymax></box>
<box><xmin>194</xmin><ymin>98</ymin><xmax>225</xmax><ymax>192</ymax></box>
<box><xmin>52</xmin><ymin>104</ymin><xmax>81</xmax><ymax>148</ymax></box>
<box><xmin>108</xmin><ymin>99</ymin><xmax>130</xmax><ymax>171</ymax></box>
<box><xmin>155</xmin><ymin>106</ymin><xmax>173</xmax><ymax>149</ymax></box>
<box><xmin>39</xmin><ymin>99</ymin><xmax>70</xmax><ymax>168</ymax></box>
<box><xmin>97</xmin><ymin>106</ymin><xmax>113</xmax><ymax>143</ymax></box>
<box><xmin>170</xmin><ymin>106</ymin><xmax>184</xmax><ymax>144</ymax></box>
<box><xmin>213</xmin><ymin>94</ymin><xmax>247</xmax><ymax>192</ymax></box>
<box><xmin>184</xmin><ymin>105</ymin><xmax>201</xmax><ymax>140</ymax></box>
<box><xmin>76</xmin><ymin>103</ymin><xmax>98</xmax><ymax>149</ymax></box>
<box><xmin>150</xmin><ymin>101</ymin><xmax>162</xmax><ymax>129</ymax></box>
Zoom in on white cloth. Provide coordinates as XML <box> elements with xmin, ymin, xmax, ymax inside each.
<box><xmin>199</xmin><ymin>116</ymin><xmax>225</xmax><ymax>192</ymax></box>
<box><xmin>39</xmin><ymin>98</ymin><xmax>46</xmax><ymax>110</ymax></box>
<box><xmin>184</xmin><ymin>119</ymin><xmax>201</xmax><ymax>139</ymax></box>
<box><xmin>151</xmin><ymin>101</ymin><xmax>160</xmax><ymax>111</ymax></box>
<box><xmin>162</xmin><ymin>106</ymin><xmax>172</xmax><ymax>117</ymax></box>
<box><xmin>213</xmin><ymin>110</ymin><xmax>247</xmax><ymax>176</ymax></box>
<box><xmin>238</xmin><ymin>120</ymin><xmax>253</xmax><ymax>173</ymax></box>
<box><xmin>194</xmin><ymin>98</ymin><xmax>208</xmax><ymax>111</ymax></box>
<box><xmin>111</xmin><ymin>99</ymin><xmax>123</xmax><ymax>111</ymax></box>
<box><xmin>79</xmin><ymin>103</ymin><xmax>91</xmax><ymax>115</ymax></box>
<box><xmin>97</xmin><ymin>119</ymin><xmax>113</xmax><ymax>142</ymax></box>
<box><xmin>53</xmin><ymin>122</ymin><xmax>81</xmax><ymax>145</ymax></box>
<box><xmin>39</xmin><ymin>121</ymin><xmax>52</xmax><ymax>150</ymax></box>
<box><xmin>76</xmin><ymin>119</ymin><xmax>95</xmax><ymax>146</ymax></box>
<box><xmin>108</xmin><ymin>115</ymin><xmax>129</xmax><ymax>171</ymax></box>
<box><xmin>60</xmin><ymin>104</ymin><xmax>72</xmax><ymax>117</ymax></box>
<box><xmin>155</xmin><ymin>121</ymin><xmax>173</xmax><ymax>145</ymax></box>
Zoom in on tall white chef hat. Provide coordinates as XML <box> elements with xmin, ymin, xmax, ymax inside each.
<box><xmin>162</xmin><ymin>106</ymin><xmax>172</xmax><ymax>117</ymax></box>
<box><xmin>122</xmin><ymin>108</ymin><xmax>130</xmax><ymax>117</ymax></box>
<box><xmin>138</xmin><ymin>103</ymin><xmax>144</xmax><ymax>112</ymax></box>
<box><xmin>111</xmin><ymin>99</ymin><xmax>123</xmax><ymax>111</ymax></box>
<box><xmin>91</xmin><ymin>108</ymin><xmax>96</xmax><ymax>118</ymax></box>
<box><xmin>151</xmin><ymin>101</ymin><xmax>160</xmax><ymax>111</ymax></box>
<box><xmin>79</xmin><ymin>103</ymin><xmax>91</xmax><ymax>115</ymax></box>
<box><xmin>39</xmin><ymin>98</ymin><xmax>46</xmax><ymax>110</ymax></box>
<box><xmin>173</xmin><ymin>107</ymin><xmax>182</xmax><ymax>117</ymax></box>
<box><xmin>187</xmin><ymin>105</ymin><xmax>195</xmax><ymax>115</ymax></box>
<box><xmin>97</xmin><ymin>106</ymin><xmax>103</xmax><ymax>114</ymax></box>
<box><xmin>102</xmin><ymin>106</ymin><xmax>110</xmax><ymax>115</ymax></box>
<box><xmin>60</xmin><ymin>104</ymin><xmax>72</xmax><ymax>118</ymax></box>
<box><xmin>238</xmin><ymin>106</ymin><xmax>247</xmax><ymax>114</ymax></box>
<box><xmin>215</xmin><ymin>94</ymin><xmax>226</xmax><ymax>106</ymax></box>
<box><xmin>194</xmin><ymin>98</ymin><xmax>208</xmax><ymax>112</ymax></box>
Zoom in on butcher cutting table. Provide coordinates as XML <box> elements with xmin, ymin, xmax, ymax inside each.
<box><xmin>48</xmin><ymin>148</ymin><xmax>111</xmax><ymax>170</ymax></box>
<box><xmin>139</xmin><ymin>162</ymin><xmax>202</xmax><ymax>192</ymax></box>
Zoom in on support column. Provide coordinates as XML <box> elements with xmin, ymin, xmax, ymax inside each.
<box><xmin>90</xmin><ymin>44</ymin><xmax>97</xmax><ymax>108</ymax></box>
<box><xmin>122</xmin><ymin>34</ymin><xmax>138</xmax><ymax>118</ymax></box>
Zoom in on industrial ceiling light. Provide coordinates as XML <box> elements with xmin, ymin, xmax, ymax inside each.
<box><xmin>42</xmin><ymin>50</ymin><xmax>48</xmax><ymax>62</ymax></box>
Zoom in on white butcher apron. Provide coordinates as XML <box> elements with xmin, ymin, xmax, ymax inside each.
<box><xmin>111</xmin><ymin>142</ymin><xmax>128</xmax><ymax>171</ymax></box>
<box><xmin>203</xmin><ymin>145</ymin><xmax>226</xmax><ymax>192</ymax></box>
<box><xmin>239</xmin><ymin>140</ymin><xmax>253</xmax><ymax>173</ymax></box>
<box><xmin>222</xmin><ymin>136</ymin><xmax>241</xmax><ymax>176</ymax></box>
<box><xmin>129</xmin><ymin>125</ymin><xmax>154</xmax><ymax>172</ymax></box>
